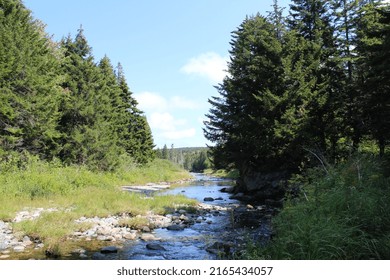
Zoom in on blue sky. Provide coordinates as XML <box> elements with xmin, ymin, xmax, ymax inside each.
<box><xmin>24</xmin><ymin>0</ymin><xmax>291</xmax><ymax>148</ymax></box>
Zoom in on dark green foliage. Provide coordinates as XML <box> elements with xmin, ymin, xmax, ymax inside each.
<box><xmin>0</xmin><ymin>0</ymin><xmax>155</xmax><ymax>170</ymax></box>
<box><xmin>204</xmin><ymin>15</ymin><xmax>287</xmax><ymax>174</ymax></box>
<box><xmin>242</xmin><ymin>156</ymin><xmax>390</xmax><ymax>259</ymax></box>
<box><xmin>205</xmin><ymin>1</ymin><xmax>389</xmax><ymax>259</ymax></box>
<box><xmin>0</xmin><ymin>0</ymin><xmax>62</xmax><ymax>159</ymax></box>
<box><xmin>356</xmin><ymin>3</ymin><xmax>390</xmax><ymax>156</ymax></box>
<box><xmin>205</xmin><ymin>0</ymin><xmax>389</xmax><ymax>178</ymax></box>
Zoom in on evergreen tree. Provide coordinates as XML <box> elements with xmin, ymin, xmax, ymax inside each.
<box><xmin>115</xmin><ymin>64</ymin><xmax>155</xmax><ymax>163</ymax></box>
<box><xmin>0</xmin><ymin>0</ymin><xmax>62</xmax><ymax>159</ymax></box>
<box><xmin>204</xmin><ymin>15</ymin><xmax>286</xmax><ymax>174</ymax></box>
<box><xmin>356</xmin><ymin>1</ymin><xmax>390</xmax><ymax>156</ymax></box>
<box><xmin>59</xmin><ymin>27</ymin><xmax>121</xmax><ymax>170</ymax></box>
<box><xmin>288</xmin><ymin>0</ymin><xmax>346</xmax><ymax>160</ymax></box>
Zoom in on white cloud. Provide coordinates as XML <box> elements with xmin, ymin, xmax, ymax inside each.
<box><xmin>161</xmin><ymin>128</ymin><xmax>196</xmax><ymax>140</ymax></box>
<box><xmin>181</xmin><ymin>52</ymin><xmax>228</xmax><ymax>83</ymax></box>
<box><xmin>133</xmin><ymin>91</ymin><xmax>168</xmax><ymax>111</ymax></box>
<box><xmin>149</xmin><ymin>112</ymin><xmax>187</xmax><ymax>131</ymax></box>
<box><xmin>133</xmin><ymin>92</ymin><xmax>202</xmax><ymax>145</ymax></box>
<box><xmin>134</xmin><ymin>92</ymin><xmax>200</xmax><ymax>112</ymax></box>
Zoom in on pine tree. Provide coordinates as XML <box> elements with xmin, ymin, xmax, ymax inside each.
<box><xmin>356</xmin><ymin>2</ymin><xmax>390</xmax><ymax>156</ymax></box>
<box><xmin>288</xmin><ymin>0</ymin><xmax>346</xmax><ymax>160</ymax></box>
<box><xmin>59</xmin><ymin>27</ymin><xmax>122</xmax><ymax>170</ymax></box>
<box><xmin>115</xmin><ymin>63</ymin><xmax>155</xmax><ymax>163</ymax></box>
<box><xmin>204</xmin><ymin>15</ymin><xmax>286</xmax><ymax>174</ymax></box>
<box><xmin>0</xmin><ymin>0</ymin><xmax>62</xmax><ymax>159</ymax></box>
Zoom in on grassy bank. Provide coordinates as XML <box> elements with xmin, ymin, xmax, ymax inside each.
<box><xmin>241</xmin><ymin>155</ymin><xmax>390</xmax><ymax>260</ymax></box>
<box><xmin>0</xmin><ymin>157</ymin><xmax>195</xmax><ymax>254</ymax></box>
<box><xmin>203</xmin><ymin>168</ymin><xmax>239</xmax><ymax>179</ymax></box>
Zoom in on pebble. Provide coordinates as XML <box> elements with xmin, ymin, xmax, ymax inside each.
<box><xmin>13</xmin><ymin>245</ymin><xmax>25</xmax><ymax>252</ymax></box>
<box><xmin>146</xmin><ymin>243</ymin><xmax>166</xmax><ymax>251</ymax></box>
<box><xmin>166</xmin><ymin>225</ymin><xmax>184</xmax><ymax>231</ymax></box>
<box><xmin>140</xmin><ymin>233</ymin><xmax>160</xmax><ymax>241</ymax></box>
<box><xmin>101</xmin><ymin>246</ymin><xmax>118</xmax><ymax>254</ymax></box>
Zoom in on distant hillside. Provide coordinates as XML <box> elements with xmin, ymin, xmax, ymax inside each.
<box><xmin>155</xmin><ymin>146</ymin><xmax>210</xmax><ymax>172</ymax></box>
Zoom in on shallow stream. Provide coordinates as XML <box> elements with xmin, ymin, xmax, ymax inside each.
<box><xmin>95</xmin><ymin>174</ymin><xmax>273</xmax><ymax>260</ymax></box>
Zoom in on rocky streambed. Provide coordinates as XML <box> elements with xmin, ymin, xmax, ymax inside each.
<box><xmin>0</xmin><ymin>175</ymin><xmax>275</xmax><ymax>260</ymax></box>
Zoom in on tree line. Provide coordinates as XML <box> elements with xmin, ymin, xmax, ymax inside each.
<box><xmin>0</xmin><ymin>0</ymin><xmax>155</xmax><ymax>170</ymax></box>
<box><xmin>204</xmin><ymin>0</ymin><xmax>389</xmax><ymax>177</ymax></box>
<box><xmin>155</xmin><ymin>145</ymin><xmax>211</xmax><ymax>172</ymax></box>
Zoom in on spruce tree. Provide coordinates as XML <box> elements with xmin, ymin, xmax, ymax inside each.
<box><xmin>0</xmin><ymin>0</ymin><xmax>62</xmax><ymax>159</ymax></box>
<box><xmin>59</xmin><ymin>27</ymin><xmax>121</xmax><ymax>170</ymax></box>
<box><xmin>115</xmin><ymin>63</ymin><xmax>155</xmax><ymax>164</ymax></box>
<box><xmin>204</xmin><ymin>15</ymin><xmax>286</xmax><ymax>174</ymax></box>
<box><xmin>288</xmin><ymin>0</ymin><xmax>346</xmax><ymax>160</ymax></box>
<box><xmin>356</xmin><ymin>2</ymin><xmax>390</xmax><ymax>156</ymax></box>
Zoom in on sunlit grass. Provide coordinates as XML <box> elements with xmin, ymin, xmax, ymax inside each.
<box><xmin>0</xmin><ymin>158</ymin><xmax>196</xmax><ymax>257</ymax></box>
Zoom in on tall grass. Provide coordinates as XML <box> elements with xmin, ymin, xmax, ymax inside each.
<box><xmin>0</xmin><ymin>155</ymin><xmax>196</xmax><ymax>255</ymax></box>
<box><xmin>242</xmin><ymin>155</ymin><xmax>390</xmax><ymax>259</ymax></box>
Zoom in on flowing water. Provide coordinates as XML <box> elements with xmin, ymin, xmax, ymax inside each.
<box><xmin>94</xmin><ymin>174</ymin><xmax>273</xmax><ymax>260</ymax></box>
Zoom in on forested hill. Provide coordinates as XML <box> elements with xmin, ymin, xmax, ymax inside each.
<box><xmin>0</xmin><ymin>0</ymin><xmax>155</xmax><ymax>170</ymax></box>
<box><xmin>205</xmin><ymin>0</ymin><xmax>389</xmax><ymax>182</ymax></box>
<box><xmin>155</xmin><ymin>146</ymin><xmax>210</xmax><ymax>172</ymax></box>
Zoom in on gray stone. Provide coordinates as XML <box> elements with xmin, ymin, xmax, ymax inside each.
<box><xmin>123</xmin><ymin>233</ymin><xmax>137</xmax><ymax>240</ymax></box>
<box><xmin>142</xmin><ymin>226</ymin><xmax>151</xmax><ymax>232</ymax></box>
<box><xmin>203</xmin><ymin>197</ymin><xmax>214</xmax><ymax>202</ymax></box>
<box><xmin>140</xmin><ymin>233</ymin><xmax>159</xmax><ymax>241</ymax></box>
<box><xmin>166</xmin><ymin>224</ymin><xmax>184</xmax><ymax>231</ymax></box>
<box><xmin>100</xmin><ymin>246</ymin><xmax>118</xmax><ymax>254</ymax></box>
<box><xmin>72</xmin><ymin>248</ymin><xmax>87</xmax><ymax>254</ymax></box>
<box><xmin>92</xmin><ymin>252</ymin><xmax>106</xmax><ymax>260</ymax></box>
<box><xmin>146</xmin><ymin>243</ymin><xmax>166</xmax><ymax>251</ymax></box>
<box><xmin>97</xmin><ymin>235</ymin><xmax>114</xmax><ymax>241</ymax></box>
<box><xmin>13</xmin><ymin>245</ymin><xmax>25</xmax><ymax>252</ymax></box>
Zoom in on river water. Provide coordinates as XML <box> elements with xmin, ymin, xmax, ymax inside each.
<box><xmin>97</xmin><ymin>174</ymin><xmax>273</xmax><ymax>260</ymax></box>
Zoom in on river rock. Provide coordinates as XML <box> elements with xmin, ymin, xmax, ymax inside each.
<box><xmin>123</xmin><ymin>233</ymin><xmax>137</xmax><ymax>240</ymax></box>
<box><xmin>140</xmin><ymin>233</ymin><xmax>159</xmax><ymax>241</ymax></box>
<box><xmin>220</xmin><ymin>186</ymin><xmax>235</xmax><ymax>193</ymax></box>
<box><xmin>92</xmin><ymin>252</ymin><xmax>106</xmax><ymax>260</ymax></box>
<box><xmin>206</xmin><ymin>242</ymin><xmax>232</xmax><ymax>255</ymax></box>
<box><xmin>142</xmin><ymin>226</ymin><xmax>151</xmax><ymax>232</ymax></box>
<box><xmin>237</xmin><ymin>170</ymin><xmax>288</xmax><ymax>200</ymax></box>
<box><xmin>146</xmin><ymin>243</ymin><xmax>166</xmax><ymax>251</ymax></box>
<box><xmin>13</xmin><ymin>245</ymin><xmax>25</xmax><ymax>252</ymax></box>
<box><xmin>97</xmin><ymin>235</ymin><xmax>114</xmax><ymax>241</ymax></box>
<box><xmin>203</xmin><ymin>197</ymin><xmax>214</xmax><ymax>202</ymax></box>
<box><xmin>101</xmin><ymin>246</ymin><xmax>118</xmax><ymax>254</ymax></box>
<box><xmin>166</xmin><ymin>225</ymin><xmax>184</xmax><ymax>231</ymax></box>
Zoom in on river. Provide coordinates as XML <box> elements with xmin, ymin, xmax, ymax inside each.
<box><xmin>94</xmin><ymin>173</ymin><xmax>273</xmax><ymax>260</ymax></box>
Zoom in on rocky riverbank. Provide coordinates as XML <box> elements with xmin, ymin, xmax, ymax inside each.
<box><xmin>0</xmin><ymin>202</ymin><xmax>232</xmax><ymax>259</ymax></box>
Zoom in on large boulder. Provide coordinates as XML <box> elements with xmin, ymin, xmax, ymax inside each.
<box><xmin>236</xmin><ymin>170</ymin><xmax>288</xmax><ymax>201</ymax></box>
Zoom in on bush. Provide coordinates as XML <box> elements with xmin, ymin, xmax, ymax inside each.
<box><xmin>243</xmin><ymin>155</ymin><xmax>390</xmax><ymax>259</ymax></box>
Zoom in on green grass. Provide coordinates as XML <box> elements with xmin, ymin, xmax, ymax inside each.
<box><xmin>203</xmin><ymin>168</ymin><xmax>239</xmax><ymax>179</ymax></box>
<box><xmin>241</xmin><ymin>155</ymin><xmax>390</xmax><ymax>260</ymax></box>
<box><xmin>0</xmin><ymin>157</ymin><xmax>196</xmax><ymax>256</ymax></box>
